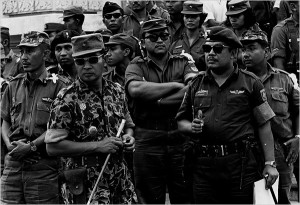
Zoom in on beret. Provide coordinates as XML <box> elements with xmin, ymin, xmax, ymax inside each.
<box><xmin>206</xmin><ymin>26</ymin><xmax>243</xmax><ymax>48</ymax></box>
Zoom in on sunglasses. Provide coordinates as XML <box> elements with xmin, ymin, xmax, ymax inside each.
<box><xmin>104</xmin><ymin>13</ymin><xmax>122</xmax><ymax>19</ymax></box>
<box><xmin>145</xmin><ymin>33</ymin><xmax>169</xmax><ymax>42</ymax></box>
<box><xmin>202</xmin><ymin>44</ymin><xmax>230</xmax><ymax>54</ymax></box>
<box><xmin>184</xmin><ymin>14</ymin><xmax>200</xmax><ymax>19</ymax></box>
<box><xmin>74</xmin><ymin>55</ymin><xmax>103</xmax><ymax>66</ymax></box>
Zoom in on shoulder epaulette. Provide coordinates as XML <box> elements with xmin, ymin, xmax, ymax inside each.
<box><xmin>57</xmin><ymin>74</ymin><xmax>72</xmax><ymax>85</ymax></box>
<box><xmin>9</xmin><ymin>73</ymin><xmax>26</xmax><ymax>82</ymax></box>
<box><xmin>274</xmin><ymin>68</ymin><xmax>290</xmax><ymax>76</ymax></box>
<box><xmin>130</xmin><ymin>56</ymin><xmax>145</xmax><ymax>64</ymax></box>
<box><xmin>240</xmin><ymin>69</ymin><xmax>260</xmax><ymax>80</ymax></box>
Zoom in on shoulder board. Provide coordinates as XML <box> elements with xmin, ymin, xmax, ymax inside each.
<box><xmin>57</xmin><ymin>74</ymin><xmax>72</xmax><ymax>85</ymax></box>
<box><xmin>274</xmin><ymin>68</ymin><xmax>290</xmax><ymax>76</ymax></box>
<box><xmin>130</xmin><ymin>56</ymin><xmax>145</xmax><ymax>64</ymax></box>
<box><xmin>9</xmin><ymin>73</ymin><xmax>26</xmax><ymax>82</ymax></box>
<box><xmin>240</xmin><ymin>69</ymin><xmax>259</xmax><ymax>80</ymax></box>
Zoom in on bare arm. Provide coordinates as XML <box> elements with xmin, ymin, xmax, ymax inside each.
<box><xmin>46</xmin><ymin>137</ymin><xmax>123</xmax><ymax>157</ymax></box>
<box><xmin>127</xmin><ymin>80</ymin><xmax>184</xmax><ymax>101</ymax></box>
<box><xmin>1</xmin><ymin>119</ymin><xmax>13</xmax><ymax>151</ymax></box>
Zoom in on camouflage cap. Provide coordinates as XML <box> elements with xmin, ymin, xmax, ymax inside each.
<box><xmin>17</xmin><ymin>31</ymin><xmax>50</xmax><ymax>47</ymax></box>
<box><xmin>105</xmin><ymin>33</ymin><xmax>135</xmax><ymax>50</ymax></box>
<box><xmin>141</xmin><ymin>18</ymin><xmax>168</xmax><ymax>34</ymax></box>
<box><xmin>62</xmin><ymin>6</ymin><xmax>84</xmax><ymax>20</ymax></box>
<box><xmin>206</xmin><ymin>26</ymin><xmax>243</xmax><ymax>48</ymax></box>
<box><xmin>103</xmin><ymin>1</ymin><xmax>124</xmax><ymax>16</ymax></box>
<box><xmin>240</xmin><ymin>29</ymin><xmax>268</xmax><ymax>44</ymax></box>
<box><xmin>44</xmin><ymin>23</ymin><xmax>66</xmax><ymax>33</ymax></box>
<box><xmin>0</xmin><ymin>26</ymin><xmax>9</xmax><ymax>37</ymax></box>
<box><xmin>72</xmin><ymin>33</ymin><xmax>104</xmax><ymax>57</ymax></box>
<box><xmin>51</xmin><ymin>30</ymin><xmax>80</xmax><ymax>52</ymax></box>
<box><xmin>226</xmin><ymin>0</ymin><xmax>250</xmax><ymax>16</ymax></box>
<box><xmin>181</xmin><ymin>1</ymin><xmax>204</xmax><ymax>15</ymax></box>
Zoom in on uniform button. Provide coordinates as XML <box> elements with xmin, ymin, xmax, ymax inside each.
<box><xmin>25</xmin><ymin>127</ymin><xmax>28</xmax><ymax>130</ymax></box>
<box><xmin>215</xmin><ymin>119</ymin><xmax>219</xmax><ymax>122</ymax></box>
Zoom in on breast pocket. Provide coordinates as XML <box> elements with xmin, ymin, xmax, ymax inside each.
<box><xmin>36</xmin><ymin>101</ymin><xmax>51</xmax><ymax>126</ymax></box>
<box><xmin>270</xmin><ymin>90</ymin><xmax>288</xmax><ymax>116</ymax></box>
<box><xmin>226</xmin><ymin>93</ymin><xmax>249</xmax><ymax>106</ymax></box>
<box><xmin>194</xmin><ymin>95</ymin><xmax>212</xmax><ymax>116</ymax></box>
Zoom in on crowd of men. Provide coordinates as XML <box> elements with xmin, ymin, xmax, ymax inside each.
<box><xmin>0</xmin><ymin>0</ymin><xmax>299</xmax><ymax>204</ymax></box>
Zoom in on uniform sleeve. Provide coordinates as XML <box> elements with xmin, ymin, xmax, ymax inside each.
<box><xmin>288</xmin><ymin>76</ymin><xmax>300</xmax><ymax>114</ymax></box>
<box><xmin>1</xmin><ymin>84</ymin><xmax>12</xmax><ymax>123</ymax></box>
<box><xmin>45</xmin><ymin>96</ymin><xmax>73</xmax><ymax>143</ymax></box>
<box><xmin>252</xmin><ymin>79</ymin><xmax>275</xmax><ymax>126</ymax></box>
<box><xmin>125</xmin><ymin>63</ymin><xmax>144</xmax><ymax>94</ymax></box>
<box><xmin>183</xmin><ymin>61</ymin><xmax>199</xmax><ymax>84</ymax></box>
<box><xmin>270</xmin><ymin>25</ymin><xmax>287</xmax><ymax>59</ymax></box>
<box><xmin>176</xmin><ymin>82</ymin><xmax>193</xmax><ymax>122</ymax></box>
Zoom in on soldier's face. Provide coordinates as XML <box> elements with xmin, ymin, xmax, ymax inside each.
<box><xmin>55</xmin><ymin>43</ymin><xmax>74</xmax><ymax>68</ymax></box>
<box><xmin>64</xmin><ymin>17</ymin><xmax>78</xmax><ymax>31</ymax></box>
<box><xmin>106</xmin><ymin>44</ymin><xmax>127</xmax><ymax>66</ymax></box>
<box><xmin>204</xmin><ymin>42</ymin><xmax>233</xmax><ymax>75</ymax></box>
<box><xmin>143</xmin><ymin>29</ymin><xmax>170</xmax><ymax>56</ymax></box>
<box><xmin>129</xmin><ymin>1</ymin><xmax>147</xmax><ymax>11</ymax></box>
<box><xmin>103</xmin><ymin>10</ymin><xmax>123</xmax><ymax>33</ymax></box>
<box><xmin>20</xmin><ymin>46</ymin><xmax>45</xmax><ymax>73</ymax></box>
<box><xmin>74</xmin><ymin>52</ymin><xmax>104</xmax><ymax>83</ymax></box>
<box><xmin>242</xmin><ymin>41</ymin><xmax>267</xmax><ymax>70</ymax></box>
<box><xmin>165</xmin><ymin>0</ymin><xmax>183</xmax><ymax>15</ymax></box>
<box><xmin>228</xmin><ymin>13</ymin><xmax>245</xmax><ymax>29</ymax></box>
<box><xmin>184</xmin><ymin>14</ymin><xmax>201</xmax><ymax>30</ymax></box>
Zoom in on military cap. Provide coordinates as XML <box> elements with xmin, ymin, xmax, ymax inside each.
<box><xmin>0</xmin><ymin>26</ymin><xmax>9</xmax><ymax>37</ymax></box>
<box><xmin>72</xmin><ymin>33</ymin><xmax>104</xmax><ymax>57</ymax></box>
<box><xmin>206</xmin><ymin>26</ymin><xmax>243</xmax><ymax>48</ymax></box>
<box><xmin>94</xmin><ymin>28</ymin><xmax>113</xmax><ymax>37</ymax></box>
<box><xmin>141</xmin><ymin>18</ymin><xmax>168</xmax><ymax>34</ymax></box>
<box><xmin>105</xmin><ymin>33</ymin><xmax>135</xmax><ymax>50</ymax></box>
<box><xmin>62</xmin><ymin>6</ymin><xmax>84</xmax><ymax>20</ymax></box>
<box><xmin>240</xmin><ymin>29</ymin><xmax>268</xmax><ymax>44</ymax></box>
<box><xmin>17</xmin><ymin>31</ymin><xmax>50</xmax><ymax>47</ymax></box>
<box><xmin>51</xmin><ymin>30</ymin><xmax>80</xmax><ymax>52</ymax></box>
<box><xmin>103</xmin><ymin>1</ymin><xmax>124</xmax><ymax>16</ymax></box>
<box><xmin>44</xmin><ymin>23</ymin><xmax>66</xmax><ymax>33</ymax></box>
<box><xmin>181</xmin><ymin>1</ymin><xmax>204</xmax><ymax>14</ymax></box>
<box><xmin>226</xmin><ymin>0</ymin><xmax>250</xmax><ymax>16</ymax></box>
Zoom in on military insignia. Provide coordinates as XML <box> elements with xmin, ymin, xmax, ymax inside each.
<box><xmin>180</xmin><ymin>50</ymin><xmax>195</xmax><ymax>63</ymax></box>
<box><xmin>191</xmin><ymin>66</ymin><xmax>198</xmax><ymax>72</ymax></box>
<box><xmin>230</xmin><ymin>90</ymin><xmax>245</xmax><ymax>94</ymax></box>
<box><xmin>42</xmin><ymin>97</ymin><xmax>54</xmax><ymax>103</ymax></box>
<box><xmin>289</xmin><ymin>73</ymin><xmax>299</xmax><ymax>90</ymax></box>
<box><xmin>175</xmin><ymin>45</ymin><xmax>183</xmax><ymax>49</ymax></box>
<box><xmin>47</xmin><ymin>73</ymin><xmax>59</xmax><ymax>83</ymax></box>
<box><xmin>260</xmin><ymin>89</ymin><xmax>267</xmax><ymax>101</ymax></box>
<box><xmin>195</xmin><ymin>90</ymin><xmax>208</xmax><ymax>96</ymax></box>
<box><xmin>80</xmin><ymin>103</ymin><xmax>86</xmax><ymax>110</ymax></box>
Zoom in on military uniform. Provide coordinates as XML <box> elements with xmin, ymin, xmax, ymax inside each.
<box><xmin>1</xmin><ymin>71</ymin><xmax>67</xmax><ymax>203</ymax></box>
<box><xmin>46</xmin><ymin>78</ymin><xmax>136</xmax><ymax>204</ymax></box>
<box><xmin>2</xmin><ymin>49</ymin><xmax>23</xmax><ymax>80</ymax></box>
<box><xmin>271</xmin><ymin>16</ymin><xmax>299</xmax><ymax>77</ymax></box>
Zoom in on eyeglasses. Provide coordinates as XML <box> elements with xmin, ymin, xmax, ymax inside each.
<box><xmin>145</xmin><ymin>33</ymin><xmax>169</xmax><ymax>42</ymax></box>
<box><xmin>202</xmin><ymin>44</ymin><xmax>230</xmax><ymax>54</ymax></box>
<box><xmin>184</xmin><ymin>14</ymin><xmax>200</xmax><ymax>19</ymax></box>
<box><xmin>104</xmin><ymin>13</ymin><xmax>122</xmax><ymax>19</ymax></box>
<box><xmin>74</xmin><ymin>55</ymin><xmax>103</xmax><ymax>66</ymax></box>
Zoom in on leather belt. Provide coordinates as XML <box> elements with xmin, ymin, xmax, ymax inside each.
<box><xmin>195</xmin><ymin>142</ymin><xmax>244</xmax><ymax>157</ymax></box>
<box><xmin>136</xmin><ymin>119</ymin><xmax>177</xmax><ymax>131</ymax></box>
<box><xmin>73</xmin><ymin>155</ymin><xmax>106</xmax><ymax>168</ymax></box>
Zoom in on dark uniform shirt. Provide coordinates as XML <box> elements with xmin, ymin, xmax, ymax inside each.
<box><xmin>2</xmin><ymin>49</ymin><xmax>24</xmax><ymax>80</ymax></box>
<box><xmin>271</xmin><ymin>16</ymin><xmax>299</xmax><ymax>75</ymax></box>
<box><xmin>1</xmin><ymin>71</ymin><xmax>67</xmax><ymax>154</ymax></box>
<box><xmin>125</xmin><ymin>54</ymin><xmax>198</xmax><ymax>123</ymax></box>
<box><xmin>46</xmin><ymin>78</ymin><xmax>136</xmax><ymax>204</ymax></box>
<box><xmin>103</xmin><ymin>67</ymin><xmax>125</xmax><ymax>87</ymax></box>
<box><xmin>258</xmin><ymin>64</ymin><xmax>299</xmax><ymax>142</ymax></box>
<box><xmin>168</xmin><ymin>20</ymin><xmax>185</xmax><ymax>44</ymax></box>
<box><xmin>58</xmin><ymin>69</ymin><xmax>76</xmax><ymax>86</ymax></box>
<box><xmin>170</xmin><ymin>30</ymin><xmax>206</xmax><ymax>71</ymax></box>
<box><xmin>176</xmin><ymin>67</ymin><xmax>275</xmax><ymax>144</ymax></box>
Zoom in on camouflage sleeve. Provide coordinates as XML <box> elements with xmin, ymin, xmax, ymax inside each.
<box><xmin>252</xmin><ymin>79</ymin><xmax>275</xmax><ymax>126</ymax></box>
<box><xmin>270</xmin><ymin>25</ymin><xmax>287</xmax><ymax>59</ymax></box>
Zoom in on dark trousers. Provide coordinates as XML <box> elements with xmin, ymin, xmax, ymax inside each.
<box><xmin>193</xmin><ymin>150</ymin><xmax>260</xmax><ymax>204</ymax></box>
<box><xmin>133</xmin><ymin>127</ymin><xmax>189</xmax><ymax>204</ymax></box>
<box><xmin>1</xmin><ymin>154</ymin><xmax>59</xmax><ymax>204</ymax></box>
<box><xmin>275</xmin><ymin>141</ymin><xmax>294</xmax><ymax>204</ymax></box>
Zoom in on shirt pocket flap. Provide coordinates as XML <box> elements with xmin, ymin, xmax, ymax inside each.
<box><xmin>271</xmin><ymin>92</ymin><xmax>288</xmax><ymax>103</ymax></box>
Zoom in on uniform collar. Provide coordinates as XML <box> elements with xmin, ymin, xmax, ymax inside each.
<box><xmin>204</xmin><ymin>65</ymin><xmax>239</xmax><ymax>82</ymax></box>
<box><xmin>289</xmin><ymin>15</ymin><xmax>299</xmax><ymax>27</ymax></box>
<box><xmin>76</xmin><ymin>77</ymin><xmax>109</xmax><ymax>94</ymax></box>
<box><xmin>23</xmin><ymin>69</ymin><xmax>48</xmax><ymax>86</ymax></box>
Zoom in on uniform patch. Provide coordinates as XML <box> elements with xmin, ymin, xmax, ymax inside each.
<box><xmin>191</xmin><ymin>66</ymin><xmax>198</xmax><ymax>72</ymax></box>
<box><xmin>195</xmin><ymin>90</ymin><xmax>208</xmax><ymax>96</ymax></box>
<box><xmin>229</xmin><ymin>90</ymin><xmax>245</xmax><ymax>94</ymax></box>
<box><xmin>80</xmin><ymin>103</ymin><xmax>86</xmax><ymax>110</ymax></box>
<box><xmin>260</xmin><ymin>89</ymin><xmax>267</xmax><ymax>101</ymax></box>
<box><xmin>47</xmin><ymin>73</ymin><xmax>59</xmax><ymax>83</ymax></box>
<box><xmin>42</xmin><ymin>97</ymin><xmax>53</xmax><ymax>103</ymax></box>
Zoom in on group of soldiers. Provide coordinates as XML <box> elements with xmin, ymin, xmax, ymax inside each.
<box><xmin>0</xmin><ymin>0</ymin><xmax>299</xmax><ymax>204</ymax></box>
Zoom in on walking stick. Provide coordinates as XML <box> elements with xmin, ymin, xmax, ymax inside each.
<box><xmin>87</xmin><ymin>119</ymin><xmax>126</xmax><ymax>205</ymax></box>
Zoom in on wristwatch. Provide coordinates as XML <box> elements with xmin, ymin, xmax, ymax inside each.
<box><xmin>265</xmin><ymin>161</ymin><xmax>276</xmax><ymax>168</ymax></box>
<box><xmin>30</xmin><ymin>141</ymin><xmax>37</xmax><ymax>152</ymax></box>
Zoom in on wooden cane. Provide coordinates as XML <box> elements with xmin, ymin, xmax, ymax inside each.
<box><xmin>87</xmin><ymin>119</ymin><xmax>126</xmax><ymax>205</ymax></box>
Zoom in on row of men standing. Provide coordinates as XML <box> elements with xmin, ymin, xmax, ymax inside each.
<box><xmin>0</xmin><ymin>0</ymin><xmax>299</xmax><ymax>204</ymax></box>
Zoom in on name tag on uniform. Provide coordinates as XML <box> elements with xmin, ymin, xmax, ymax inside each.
<box><xmin>42</xmin><ymin>97</ymin><xmax>53</xmax><ymax>103</ymax></box>
<box><xmin>229</xmin><ymin>90</ymin><xmax>245</xmax><ymax>94</ymax></box>
<box><xmin>195</xmin><ymin>90</ymin><xmax>208</xmax><ymax>96</ymax></box>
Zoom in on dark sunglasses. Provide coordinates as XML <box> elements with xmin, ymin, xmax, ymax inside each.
<box><xmin>74</xmin><ymin>55</ymin><xmax>103</xmax><ymax>66</ymax></box>
<box><xmin>104</xmin><ymin>13</ymin><xmax>122</xmax><ymax>19</ymax></box>
<box><xmin>145</xmin><ymin>33</ymin><xmax>169</xmax><ymax>42</ymax></box>
<box><xmin>184</xmin><ymin>14</ymin><xmax>200</xmax><ymax>19</ymax></box>
<box><xmin>202</xmin><ymin>44</ymin><xmax>230</xmax><ymax>54</ymax></box>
